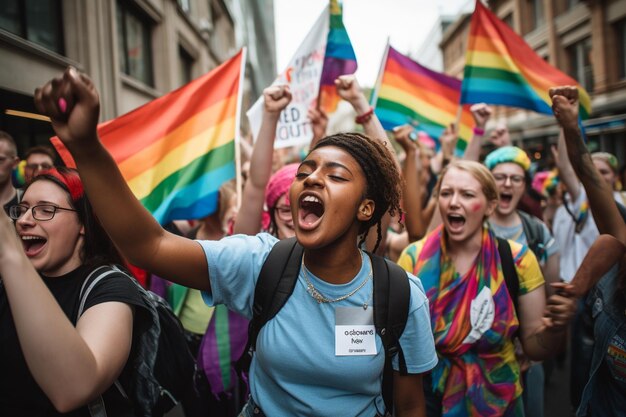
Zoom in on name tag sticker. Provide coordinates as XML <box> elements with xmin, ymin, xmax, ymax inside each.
<box><xmin>335</xmin><ymin>307</ymin><xmax>377</xmax><ymax>356</ymax></box>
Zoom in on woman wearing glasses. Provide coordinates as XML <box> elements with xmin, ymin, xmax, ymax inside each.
<box><xmin>0</xmin><ymin>167</ymin><xmax>142</xmax><ymax>416</ymax></box>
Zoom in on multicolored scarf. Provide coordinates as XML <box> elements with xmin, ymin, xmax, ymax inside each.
<box><xmin>404</xmin><ymin>225</ymin><xmax>523</xmax><ymax>417</ymax></box>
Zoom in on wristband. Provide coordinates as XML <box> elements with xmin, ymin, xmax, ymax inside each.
<box><xmin>473</xmin><ymin>126</ymin><xmax>486</xmax><ymax>136</ymax></box>
<box><xmin>355</xmin><ymin>107</ymin><xmax>374</xmax><ymax>124</ymax></box>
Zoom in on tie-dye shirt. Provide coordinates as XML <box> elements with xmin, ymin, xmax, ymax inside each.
<box><xmin>398</xmin><ymin>226</ymin><xmax>544</xmax><ymax>417</ymax></box>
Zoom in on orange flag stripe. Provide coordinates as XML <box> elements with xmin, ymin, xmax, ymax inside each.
<box><xmin>118</xmin><ymin>95</ymin><xmax>238</xmax><ymax>181</ymax></box>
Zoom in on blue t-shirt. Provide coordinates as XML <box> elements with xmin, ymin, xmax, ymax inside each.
<box><xmin>199</xmin><ymin>233</ymin><xmax>437</xmax><ymax>416</ymax></box>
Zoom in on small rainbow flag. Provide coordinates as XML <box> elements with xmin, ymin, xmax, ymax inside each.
<box><xmin>52</xmin><ymin>50</ymin><xmax>245</xmax><ymax>225</ymax></box>
<box><xmin>461</xmin><ymin>0</ymin><xmax>591</xmax><ymax>119</ymax></box>
<box><xmin>318</xmin><ymin>0</ymin><xmax>358</xmax><ymax>113</ymax></box>
<box><xmin>372</xmin><ymin>46</ymin><xmax>474</xmax><ymax>153</ymax></box>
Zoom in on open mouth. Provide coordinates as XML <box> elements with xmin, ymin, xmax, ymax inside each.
<box><xmin>447</xmin><ymin>213</ymin><xmax>466</xmax><ymax>229</ymax></box>
<box><xmin>298</xmin><ymin>195</ymin><xmax>325</xmax><ymax>230</ymax></box>
<box><xmin>500</xmin><ymin>193</ymin><xmax>513</xmax><ymax>205</ymax></box>
<box><xmin>21</xmin><ymin>235</ymin><xmax>47</xmax><ymax>256</ymax></box>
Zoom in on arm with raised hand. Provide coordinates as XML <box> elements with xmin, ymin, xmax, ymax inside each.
<box><xmin>234</xmin><ymin>85</ymin><xmax>292</xmax><ymax>235</ymax></box>
<box><xmin>550</xmin><ymin>90</ymin><xmax>581</xmax><ymax>202</ymax></box>
<box><xmin>463</xmin><ymin>103</ymin><xmax>492</xmax><ymax>162</ymax></box>
<box><xmin>34</xmin><ymin>68</ymin><xmax>210</xmax><ymax>290</ymax></box>
<box><xmin>550</xmin><ymin>86</ymin><xmax>626</xmax><ymax>243</ymax></box>
<box><xmin>393</xmin><ymin>125</ymin><xmax>426</xmax><ymax>243</ymax></box>
<box><xmin>335</xmin><ymin>75</ymin><xmax>397</xmax><ymax>161</ymax></box>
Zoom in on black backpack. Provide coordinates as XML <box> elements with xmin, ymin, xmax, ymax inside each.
<box><xmin>78</xmin><ymin>265</ymin><xmax>196</xmax><ymax>417</ymax></box>
<box><xmin>236</xmin><ymin>238</ymin><xmax>411</xmax><ymax>415</ymax></box>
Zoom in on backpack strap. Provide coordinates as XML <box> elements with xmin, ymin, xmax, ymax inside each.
<box><xmin>496</xmin><ymin>237</ymin><xmax>519</xmax><ymax>316</ymax></box>
<box><xmin>237</xmin><ymin>237</ymin><xmax>303</xmax><ymax>372</ymax></box>
<box><xmin>517</xmin><ymin>210</ymin><xmax>546</xmax><ymax>262</ymax></box>
<box><xmin>370</xmin><ymin>253</ymin><xmax>410</xmax><ymax>415</ymax></box>
<box><xmin>77</xmin><ymin>265</ymin><xmax>120</xmax><ymax>319</ymax></box>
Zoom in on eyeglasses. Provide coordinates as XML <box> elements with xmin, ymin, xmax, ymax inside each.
<box><xmin>8</xmin><ymin>204</ymin><xmax>77</xmax><ymax>221</ymax></box>
<box><xmin>274</xmin><ymin>206</ymin><xmax>292</xmax><ymax>221</ymax></box>
<box><xmin>493</xmin><ymin>173</ymin><xmax>525</xmax><ymax>186</ymax></box>
<box><xmin>25</xmin><ymin>163</ymin><xmax>53</xmax><ymax>171</ymax></box>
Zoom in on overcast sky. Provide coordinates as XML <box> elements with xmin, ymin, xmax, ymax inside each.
<box><xmin>274</xmin><ymin>0</ymin><xmax>473</xmax><ymax>88</ymax></box>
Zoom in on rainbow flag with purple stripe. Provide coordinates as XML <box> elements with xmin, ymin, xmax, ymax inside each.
<box><xmin>373</xmin><ymin>46</ymin><xmax>474</xmax><ymax>153</ymax></box>
<box><xmin>318</xmin><ymin>0</ymin><xmax>357</xmax><ymax>113</ymax></box>
<box><xmin>461</xmin><ymin>0</ymin><xmax>591</xmax><ymax>118</ymax></box>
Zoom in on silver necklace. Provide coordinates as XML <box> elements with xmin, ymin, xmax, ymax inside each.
<box><xmin>302</xmin><ymin>252</ymin><xmax>373</xmax><ymax>309</ymax></box>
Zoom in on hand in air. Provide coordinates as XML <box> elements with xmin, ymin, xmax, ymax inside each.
<box><xmin>34</xmin><ymin>67</ymin><xmax>100</xmax><ymax>150</ymax></box>
<box><xmin>335</xmin><ymin>75</ymin><xmax>369</xmax><ymax>113</ymax></box>
<box><xmin>549</xmin><ymin>86</ymin><xmax>580</xmax><ymax>131</ymax></box>
<box><xmin>469</xmin><ymin>103</ymin><xmax>493</xmax><ymax>129</ymax></box>
<box><xmin>263</xmin><ymin>85</ymin><xmax>292</xmax><ymax>115</ymax></box>
<box><xmin>393</xmin><ymin>124</ymin><xmax>420</xmax><ymax>156</ymax></box>
<box><xmin>440</xmin><ymin>123</ymin><xmax>459</xmax><ymax>159</ymax></box>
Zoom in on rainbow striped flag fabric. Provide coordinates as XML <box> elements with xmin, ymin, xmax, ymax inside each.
<box><xmin>461</xmin><ymin>0</ymin><xmax>591</xmax><ymax>118</ymax></box>
<box><xmin>318</xmin><ymin>0</ymin><xmax>358</xmax><ymax>113</ymax></box>
<box><xmin>52</xmin><ymin>50</ymin><xmax>245</xmax><ymax>225</ymax></box>
<box><xmin>373</xmin><ymin>46</ymin><xmax>474</xmax><ymax>154</ymax></box>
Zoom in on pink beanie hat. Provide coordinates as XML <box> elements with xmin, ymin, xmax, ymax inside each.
<box><xmin>265</xmin><ymin>163</ymin><xmax>299</xmax><ymax>210</ymax></box>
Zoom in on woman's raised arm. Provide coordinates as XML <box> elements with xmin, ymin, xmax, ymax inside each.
<box><xmin>233</xmin><ymin>85</ymin><xmax>291</xmax><ymax>235</ymax></box>
<box><xmin>34</xmin><ymin>68</ymin><xmax>209</xmax><ymax>290</ymax></box>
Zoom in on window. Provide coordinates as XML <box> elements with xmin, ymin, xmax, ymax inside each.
<box><xmin>617</xmin><ymin>20</ymin><xmax>626</xmax><ymax>80</ymax></box>
<box><xmin>0</xmin><ymin>0</ymin><xmax>64</xmax><ymax>54</ymax></box>
<box><xmin>179</xmin><ymin>46</ymin><xmax>194</xmax><ymax>86</ymax></box>
<box><xmin>529</xmin><ymin>0</ymin><xmax>544</xmax><ymax>30</ymax></box>
<box><xmin>117</xmin><ymin>1</ymin><xmax>153</xmax><ymax>86</ymax></box>
<box><xmin>568</xmin><ymin>37</ymin><xmax>594</xmax><ymax>91</ymax></box>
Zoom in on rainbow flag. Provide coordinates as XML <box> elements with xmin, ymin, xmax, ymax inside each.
<box><xmin>52</xmin><ymin>50</ymin><xmax>245</xmax><ymax>225</ymax></box>
<box><xmin>461</xmin><ymin>0</ymin><xmax>591</xmax><ymax>119</ymax></box>
<box><xmin>318</xmin><ymin>0</ymin><xmax>357</xmax><ymax>113</ymax></box>
<box><xmin>373</xmin><ymin>46</ymin><xmax>474</xmax><ymax>153</ymax></box>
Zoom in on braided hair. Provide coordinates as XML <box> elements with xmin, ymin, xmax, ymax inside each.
<box><xmin>311</xmin><ymin>132</ymin><xmax>403</xmax><ymax>252</ymax></box>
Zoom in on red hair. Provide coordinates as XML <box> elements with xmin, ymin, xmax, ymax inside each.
<box><xmin>39</xmin><ymin>168</ymin><xmax>85</xmax><ymax>202</ymax></box>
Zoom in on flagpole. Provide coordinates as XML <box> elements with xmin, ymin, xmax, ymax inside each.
<box><xmin>370</xmin><ymin>37</ymin><xmax>390</xmax><ymax>108</ymax></box>
<box><xmin>234</xmin><ymin>47</ymin><xmax>247</xmax><ymax>209</ymax></box>
<box><xmin>316</xmin><ymin>2</ymin><xmax>331</xmax><ymax>110</ymax></box>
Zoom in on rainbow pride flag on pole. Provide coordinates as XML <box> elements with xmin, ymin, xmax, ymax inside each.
<box><xmin>52</xmin><ymin>49</ymin><xmax>246</xmax><ymax>225</ymax></box>
<box><xmin>461</xmin><ymin>0</ymin><xmax>591</xmax><ymax>118</ymax></box>
<box><xmin>372</xmin><ymin>46</ymin><xmax>474</xmax><ymax>153</ymax></box>
<box><xmin>318</xmin><ymin>0</ymin><xmax>357</xmax><ymax>113</ymax></box>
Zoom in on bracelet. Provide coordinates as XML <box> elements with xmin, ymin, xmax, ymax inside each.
<box><xmin>355</xmin><ymin>107</ymin><xmax>374</xmax><ymax>124</ymax></box>
<box><xmin>473</xmin><ymin>126</ymin><xmax>486</xmax><ymax>136</ymax></box>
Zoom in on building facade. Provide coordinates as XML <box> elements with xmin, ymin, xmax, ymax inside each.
<box><xmin>440</xmin><ymin>0</ymin><xmax>626</xmax><ymax>167</ymax></box>
<box><xmin>0</xmin><ymin>0</ymin><xmax>275</xmax><ymax>156</ymax></box>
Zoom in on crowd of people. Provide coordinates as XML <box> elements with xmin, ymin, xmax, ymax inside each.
<box><xmin>0</xmin><ymin>65</ymin><xmax>624</xmax><ymax>417</ymax></box>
